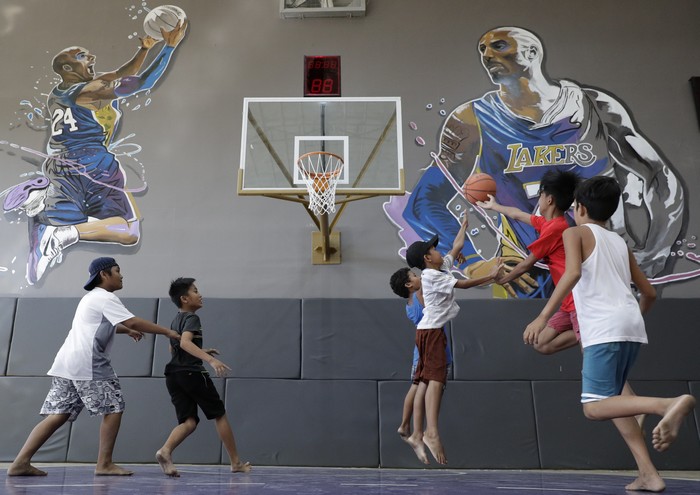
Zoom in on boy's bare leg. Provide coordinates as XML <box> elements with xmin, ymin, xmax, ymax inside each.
<box><xmin>422</xmin><ymin>380</ymin><xmax>446</xmax><ymax>465</ymax></box>
<box><xmin>611</xmin><ymin>416</ymin><xmax>664</xmax><ymax>492</ymax></box>
<box><xmin>156</xmin><ymin>417</ymin><xmax>197</xmax><ymax>477</ymax></box>
<box><xmin>398</xmin><ymin>383</ymin><xmax>418</xmax><ymax>439</ymax></box>
<box><xmin>533</xmin><ymin>327</ymin><xmax>578</xmax><ymax>355</ymax></box>
<box><xmin>406</xmin><ymin>381</ymin><xmax>429</xmax><ymax>464</ymax></box>
<box><xmin>621</xmin><ymin>383</ymin><xmax>645</xmax><ymax>431</ymax></box>
<box><xmin>95</xmin><ymin>413</ymin><xmax>133</xmax><ymax>476</ymax></box>
<box><xmin>214</xmin><ymin>415</ymin><xmax>251</xmax><ymax>473</ymax></box>
<box><xmin>8</xmin><ymin>414</ymin><xmax>70</xmax><ymax>476</ymax></box>
<box><xmin>652</xmin><ymin>395</ymin><xmax>696</xmax><ymax>452</ymax></box>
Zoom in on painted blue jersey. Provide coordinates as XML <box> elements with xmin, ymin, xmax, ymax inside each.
<box><xmin>47</xmin><ymin>83</ymin><xmax>116</xmax><ymax>153</ymax></box>
<box><xmin>472</xmin><ymin>83</ymin><xmax>609</xmax><ymax>247</ymax></box>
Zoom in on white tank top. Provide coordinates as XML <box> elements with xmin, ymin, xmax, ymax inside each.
<box><xmin>572</xmin><ymin>223</ymin><xmax>647</xmax><ymax>348</ymax></box>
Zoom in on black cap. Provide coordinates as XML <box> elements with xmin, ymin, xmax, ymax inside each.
<box><xmin>405</xmin><ymin>235</ymin><xmax>439</xmax><ymax>269</ymax></box>
<box><xmin>84</xmin><ymin>257</ymin><xmax>118</xmax><ymax>291</ymax></box>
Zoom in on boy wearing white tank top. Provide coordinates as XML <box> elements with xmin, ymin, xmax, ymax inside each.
<box><xmin>525</xmin><ymin>176</ymin><xmax>695</xmax><ymax>493</ymax></box>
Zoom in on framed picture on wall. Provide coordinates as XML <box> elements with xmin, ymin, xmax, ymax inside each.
<box><xmin>280</xmin><ymin>0</ymin><xmax>366</xmax><ymax>18</ymax></box>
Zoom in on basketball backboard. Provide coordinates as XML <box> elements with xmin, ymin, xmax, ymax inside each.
<box><xmin>238</xmin><ymin>97</ymin><xmax>404</xmax><ymax>197</ymax></box>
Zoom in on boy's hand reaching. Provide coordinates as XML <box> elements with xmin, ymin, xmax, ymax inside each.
<box><xmin>476</xmin><ymin>194</ymin><xmax>498</xmax><ymax>210</ymax></box>
<box><xmin>127</xmin><ymin>329</ymin><xmax>143</xmax><ymax>342</ymax></box>
<box><xmin>204</xmin><ymin>348</ymin><xmax>220</xmax><ymax>356</ymax></box>
<box><xmin>208</xmin><ymin>357</ymin><xmax>232</xmax><ymax>378</ymax></box>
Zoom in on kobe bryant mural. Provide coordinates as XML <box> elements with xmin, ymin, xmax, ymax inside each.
<box><xmin>0</xmin><ymin>5</ymin><xmax>187</xmax><ymax>287</ymax></box>
<box><xmin>385</xmin><ymin>26</ymin><xmax>694</xmax><ymax>300</ymax></box>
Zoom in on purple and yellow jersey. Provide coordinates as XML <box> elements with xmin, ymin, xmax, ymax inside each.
<box><xmin>472</xmin><ymin>81</ymin><xmax>609</xmax><ymax>248</ymax></box>
<box><xmin>47</xmin><ymin>82</ymin><xmax>117</xmax><ymax>154</ymax></box>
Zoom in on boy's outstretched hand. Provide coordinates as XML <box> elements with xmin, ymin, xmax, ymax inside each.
<box><xmin>208</xmin><ymin>357</ymin><xmax>232</xmax><ymax>377</ymax></box>
<box><xmin>476</xmin><ymin>194</ymin><xmax>498</xmax><ymax>210</ymax></box>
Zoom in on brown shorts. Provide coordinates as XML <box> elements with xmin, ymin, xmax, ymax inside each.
<box><xmin>414</xmin><ymin>328</ymin><xmax>448</xmax><ymax>384</ymax></box>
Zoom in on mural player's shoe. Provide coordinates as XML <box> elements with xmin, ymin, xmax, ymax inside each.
<box><xmin>3</xmin><ymin>177</ymin><xmax>50</xmax><ymax>217</ymax></box>
<box><xmin>26</xmin><ymin>220</ymin><xmax>79</xmax><ymax>285</ymax></box>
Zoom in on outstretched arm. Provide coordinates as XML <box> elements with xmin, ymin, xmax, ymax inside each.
<box><xmin>121</xmin><ymin>316</ymin><xmax>180</xmax><ymax>340</ymax></box>
<box><xmin>98</xmin><ymin>36</ymin><xmax>158</xmax><ymax>82</ymax></box>
<box><xmin>477</xmin><ymin>194</ymin><xmax>532</xmax><ymax>225</ymax></box>
<box><xmin>78</xmin><ymin>20</ymin><xmax>188</xmax><ymax>103</ymax></box>
<box><xmin>180</xmin><ymin>331</ymin><xmax>231</xmax><ymax>377</ymax></box>
<box><xmin>591</xmin><ymin>89</ymin><xmax>684</xmax><ymax>276</ymax></box>
<box><xmin>447</xmin><ymin>214</ymin><xmax>469</xmax><ymax>261</ymax></box>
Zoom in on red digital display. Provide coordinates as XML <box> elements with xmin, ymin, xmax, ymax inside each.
<box><xmin>304</xmin><ymin>56</ymin><xmax>341</xmax><ymax>97</ymax></box>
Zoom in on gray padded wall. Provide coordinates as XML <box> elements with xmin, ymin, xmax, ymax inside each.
<box><xmin>302</xmin><ymin>299</ymin><xmax>452</xmax><ymax>380</ymax></box>
<box><xmin>228</xmin><ymin>379</ymin><xmax>379</xmax><ymax>467</ymax></box>
<box><xmin>67</xmin><ymin>377</ymin><xmax>225</xmax><ymax>464</ymax></box>
<box><xmin>154</xmin><ymin>298</ymin><xmax>301</xmax><ymax>379</ymax></box>
<box><xmin>0</xmin><ymin>298</ymin><xmax>15</xmax><ymax>374</ymax></box>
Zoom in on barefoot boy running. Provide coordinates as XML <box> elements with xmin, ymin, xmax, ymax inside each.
<box><xmin>525</xmin><ymin>176</ymin><xmax>696</xmax><ymax>492</ymax></box>
<box><xmin>156</xmin><ymin>277</ymin><xmax>250</xmax><ymax>477</ymax></box>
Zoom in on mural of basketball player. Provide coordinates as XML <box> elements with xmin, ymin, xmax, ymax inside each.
<box><xmin>389</xmin><ymin>26</ymin><xmax>684</xmax><ymax>298</ymax></box>
<box><xmin>6</xmin><ymin>19</ymin><xmax>187</xmax><ymax>285</ymax></box>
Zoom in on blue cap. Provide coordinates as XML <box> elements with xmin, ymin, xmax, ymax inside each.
<box><xmin>84</xmin><ymin>257</ymin><xmax>118</xmax><ymax>291</ymax></box>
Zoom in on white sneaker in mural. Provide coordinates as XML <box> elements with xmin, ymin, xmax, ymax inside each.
<box><xmin>3</xmin><ymin>177</ymin><xmax>50</xmax><ymax>217</ymax></box>
<box><xmin>26</xmin><ymin>220</ymin><xmax>79</xmax><ymax>285</ymax></box>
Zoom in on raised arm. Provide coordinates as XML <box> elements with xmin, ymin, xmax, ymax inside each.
<box><xmin>98</xmin><ymin>36</ymin><xmax>158</xmax><ymax>83</ymax></box>
<box><xmin>477</xmin><ymin>194</ymin><xmax>532</xmax><ymax>225</ymax></box>
<box><xmin>447</xmin><ymin>214</ymin><xmax>469</xmax><ymax>261</ymax></box>
<box><xmin>590</xmin><ymin>89</ymin><xmax>684</xmax><ymax>276</ymax></box>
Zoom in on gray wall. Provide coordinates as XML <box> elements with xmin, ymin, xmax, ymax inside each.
<box><xmin>0</xmin><ymin>0</ymin><xmax>699</xmax><ymax>298</ymax></box>
<box><xmin>1</xmin><ymin>297</ymin><xmax>698</xmax><ymax>468</ymax></box>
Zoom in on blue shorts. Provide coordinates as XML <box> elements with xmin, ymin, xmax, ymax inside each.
<box><xmin>581</xmin><ymin>342</ymin><xmax>641</xmax><ymax>403</ymax></box>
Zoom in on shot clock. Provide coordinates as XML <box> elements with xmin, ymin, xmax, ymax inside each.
<box><xmin>304</xmin><ymin>55</ymin><xmax>341</xmax><ymax>97</ymax></box>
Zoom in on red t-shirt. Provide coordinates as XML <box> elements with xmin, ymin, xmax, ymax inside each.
<box><xmin>528</xmin><ymin>215</ymin><xmax>574</xmax><ymax>312</ymax></box>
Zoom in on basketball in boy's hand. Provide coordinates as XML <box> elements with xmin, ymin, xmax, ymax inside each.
<box><xmin>463</xmin><ymin>173</ymin><xmax>497</xmax><ymax>204</ymax></box>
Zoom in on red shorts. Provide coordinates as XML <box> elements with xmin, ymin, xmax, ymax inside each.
<box><xmin>414</xmin><ymin>328</ymin><xmax>448</xmax><ymax>384</ymax></box>
<box><xmin>547</xmin><ymin>309</ymin><xmax>580</xmax><ymax>341</ymax></box>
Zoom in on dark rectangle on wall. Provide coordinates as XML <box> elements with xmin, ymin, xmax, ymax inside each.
<box><xmin>302</xmin><ymin>299</ymin><xmax>441</xmax><ymax>380</ymax></box>
<box><xmin>691</xmin><ymin>77</ymin><xmax>700</xmax><ymax>128</ymax></box>
<box><xmin>226</xmin><ymin>379</ymin><xmax>378</xmax><ymax>467</ymax></box>
<box><xmin>378</xmin><ymin>380</ymin><xmax>539</xmax><ymax>468</ymax></box>
<box><xmin>154</xmin><ymin>298</ymin><xmax>301</xmax><ymax>379</ymax></box>
<box><xmin>534</xmin><ymin>380</ymin><xmax>700</xmax><ymax>469</ymax></box>
<box><xmin>631</xmin><ymin>299</ymin><xmax>700</xmax><ymax>380</ymax></box>
<box><xmin>451</xmin><ymin>299</ymin><xmax>581</xmax><ymax>380</ymax></box>
<box><xmin>0</xmin><ymin>298</ymin><xmax>16</xmax><ymax>375</ymax></box>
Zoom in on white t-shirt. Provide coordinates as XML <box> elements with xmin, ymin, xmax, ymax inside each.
<box><xmin>48</xmin><ymin>288</ymin><xmax>135</xmax><ymax>380</ymax></box>
<box><xmin>417</xmin><ymin>254</ymin><xmax>459</xmax><ymax>329</ymax></box>
<box><xmin>573</xmin><ymin>224</ymin><xmax>648</xmax><ymax>348</ymax></box>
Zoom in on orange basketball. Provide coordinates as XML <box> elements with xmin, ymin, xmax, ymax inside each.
<box><xmin>463</xmin><ymin>173</ymin><xmax>497</xmax><ymax>204</ymax></box>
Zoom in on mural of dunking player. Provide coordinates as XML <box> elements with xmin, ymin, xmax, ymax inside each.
<box><xmin>1</xmin><ymin>9</ymin><xmax>187</xmax><ymax>286</ymax></box>
<box><xmin>385</xmin><ymin>26</ymin><xmax>688</xmax><ymax>299</ymax></box>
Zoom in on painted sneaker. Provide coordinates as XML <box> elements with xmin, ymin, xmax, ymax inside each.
<box><xmin>3</xmin><ymin>177</ymin><xmax>50</xmax><ymax>216</ymax></box>
<box><xmin>26</xmin><ymin>220</ymin><xmax>79</xmax><ymax>285</ymax></box>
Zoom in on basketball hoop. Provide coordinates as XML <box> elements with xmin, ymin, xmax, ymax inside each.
<box><xmin>296</xmin><ymin>151</ymin><xmax>344</xmax><ymax>216</ymax></box>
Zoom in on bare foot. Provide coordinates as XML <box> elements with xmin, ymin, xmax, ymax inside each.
<box><xmin>7</xmin><ymin>462</ymin><xmax>47</xmax><ymax>476</ymax></box>
<box><xmin>231</xmin><ymin>461</ymin><xmax>252</xmax><ymax>473</ymax></box>
<box><xmin>652</xmin><ymin>394</ymin><xmax>696</xmax><ymax>452</ymax></box>
<box><xmin>625</xmin><ymin>472</ymin><xmax>665</xmax><ymax>492</ymax></box>
<box><xmin>422</xmin><ymin>433</ymin><xmax>447</xmax><ymax>465</ymax></box>
<box><xmin>405</xmin><ymin>433</ymin><xmax>430</xmax><ymax>465</ymax></box>
<box><xmin>156</xmin><ymin>449</ymin><xmax>180</xmax><ymax>477</ymax></box>
<box><xmin>94</xmin><ymin>463</ymin><xmax>134</xmax><ymax>476</ymax></box>
<box><xmin>397</xmin><ymin>426</ymin><xmax>410</xmax><ymax>440</ymax></box>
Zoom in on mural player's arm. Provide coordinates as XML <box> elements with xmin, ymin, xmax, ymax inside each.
<box><xmin>590</xmin><ymin>89</ymin><xmax>684</xmax><ymax>277</ymax></box>
<box><xmin>76</xmin><ymin>20</ymin><xmax>188</xmax><ymax>108</ymax></box>
<box><xmin>98</xmin><ymin>35</ymin><xmax>158</xmax><ymax>83</ymax></box>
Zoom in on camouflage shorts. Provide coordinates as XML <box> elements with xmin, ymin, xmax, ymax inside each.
<box><xmin>40</xmin><ymin>376</ymin><xmax>125</xmax><ymax>422</ymax></box>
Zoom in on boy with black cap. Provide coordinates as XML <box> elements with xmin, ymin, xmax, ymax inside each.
<box><xmin>8</xmin><ymin>257</ymin><xmax>180</xmax><ymax>477</ymax></box>
<box><xmin>404</xmin><ymin>216</ymin><xmax>501</xmax><ymax>465</ymax></box>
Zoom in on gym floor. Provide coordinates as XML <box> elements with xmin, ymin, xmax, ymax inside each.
<box><xmin>2</xmin><ymin>465</ymin><xmax>700</xmax><ymax>495</ymax></box>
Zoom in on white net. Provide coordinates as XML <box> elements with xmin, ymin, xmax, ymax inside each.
<box><xmin>296</xmin><ymin>152</ymin><xmax>344</xmax><ymax>215</ymax></box>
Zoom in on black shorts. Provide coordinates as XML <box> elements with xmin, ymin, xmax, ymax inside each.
<box><xmin>165</xmin><ymin>371</ymin><xmax>226</xmax><ymax>424</ymax></box>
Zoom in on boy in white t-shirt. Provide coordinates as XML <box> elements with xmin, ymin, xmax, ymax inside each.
<box><xmin>404</xmin><ymin>215</ymin><xmax>501</xmax><ymax>465</ymax></box>
<box><xmin>8</xmin><ymin>257</ymin><xmax>180</xmax><ymax>477</ymax></box>
<box><xmin>525</xmin><ymin>177</ymin><xmax>696</xmax><ymax>492</ymax></box>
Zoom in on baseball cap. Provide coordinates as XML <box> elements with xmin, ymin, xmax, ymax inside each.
<box><xmin>405</xmin><ymin>235</ymin><xmax>439</xmax><ymax>269</ymax></box>
<box><xmin>84</xmin><ymin>257</ymin><xmax>118</xmax><ymax>291</ymax></box>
